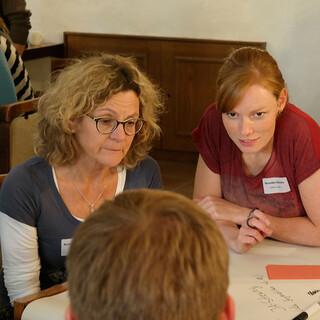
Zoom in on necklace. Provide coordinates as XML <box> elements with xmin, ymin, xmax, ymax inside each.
<box><xmin>71</xmin><ymin>177</ymin><xmax>107</xmax><ymax>213</ymax></box>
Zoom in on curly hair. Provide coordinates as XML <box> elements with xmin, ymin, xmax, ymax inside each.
<box><xmin>216</xmin><ymin>47</ymin><xmax>287</xmax><ymax>113</ymax></box>
<box><xmin>34</xmin><ymin>54</ymin><xmax>164</xmax><ymax>168</ymax></box>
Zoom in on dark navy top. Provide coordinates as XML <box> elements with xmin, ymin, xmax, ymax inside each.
<box><xmin>0</xmin><ymin>156</ymin><xmax>162</xmax><ymax>289</ymax></box>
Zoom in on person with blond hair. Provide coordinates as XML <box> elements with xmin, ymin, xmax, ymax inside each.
<box><xmin>66</xmin><ymin>189</ymin><xmax>235</xmax><ymax>320</ymax></box>
<box><xmin>193</xmin><ymin>47</ymin><xmax>320</xmax><ymax>254</ymax></box>
<box><xmin>0</xmin><ymin>54</ymin><xmax>164</xmax><ymax>315</ymax></box>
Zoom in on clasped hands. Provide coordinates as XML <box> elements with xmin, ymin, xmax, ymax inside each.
<box><xmin>195</xmin><ymin>195</ymin><xmax>273</xmax><ymax>253</ymax></box>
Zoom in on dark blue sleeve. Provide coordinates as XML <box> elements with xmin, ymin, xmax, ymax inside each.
<box><xmin>0</xmin><ymin>162</ymin><xmax>40</xmax><ymax>227</ymax></box>
<box><xmin>124</xmin><ymin>156</ymin><xmax>163</xmax><ymax>190</ymax></box>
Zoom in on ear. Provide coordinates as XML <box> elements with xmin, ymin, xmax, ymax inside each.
<box><xmin>69</xmin><ymin>118</ymin><xmax>80</xmax><ymax>134</ymax></box>
<box><xmin>277</xmin><ymin>88</ymin><xmax>288</xmax><ymax>113</ymax></box>
<box><xmin>219</xmin><ymin>294</ymin><xmax>235</xmax><ymax>320</ymax></box>
<box><xmin>65</xmin><ymin>304</ymin><xmax>78</xmax><ymax>320</ymax></box>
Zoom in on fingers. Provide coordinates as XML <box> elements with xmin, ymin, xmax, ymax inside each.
<box><xmin>252</xmin><ymin>210</ymin><xmax>271</xmax><ymax>228</ymax></box>
<box><xmin>239</xmin><ymin>226</ymin><xmax>265</xmax><ymax>244</ymax></box>
<box><xmin>234</xmin><ymin>226</ymin><xmax>264</xmax><ymax>253</ymax></box>
<box><xmin>235</xmin><ymin>225</ymin><xmax>266</xmax><ymax>252</ymax></box>
<box><xmin>247</xmin><ymin>216</ymin><xmax>272</xmax><ymax>237</ymax></box>
<box><xmin>246</xmin><ymin>210</ymin><xmax>272</xmax><ymax>237</ymax></box>
<box><xmin>194</xmin><ymin>196</ymin><xmax>218</xmax><ymax>220</ymax></box>
<box><xmin>194</xmin><ymin>195</ymin><xmax>213</xmax><ymax>209</ymax></box>
<box><xmin>237</xmin><ymin>210</ymin><xmax>273</xmax><ymax>252</ymax></box>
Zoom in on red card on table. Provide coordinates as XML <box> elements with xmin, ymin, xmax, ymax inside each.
<box><xmin>266</xmin><ymin>265</ymin><xmax>320</xmax><ymax>280</ymax></box>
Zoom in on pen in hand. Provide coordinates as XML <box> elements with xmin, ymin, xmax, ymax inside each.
<box><xmin>292</xmin><ymin>301</ymin><xmax>320</xmax><ymax>320</ymax></box>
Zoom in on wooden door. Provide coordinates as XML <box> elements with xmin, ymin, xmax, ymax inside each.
<box><xmin>63</xmin><ymin>33</ymin><xmax>265</xmax><ymax>154</ymax></box>
<box><xmin>160</xmin><ymin>39</ymin><xmax>265</xmax><ymax>152</ymax></box>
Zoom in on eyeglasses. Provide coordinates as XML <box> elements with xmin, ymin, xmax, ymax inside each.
<box><xmin>86</xmin><ymin>115</ymin><xmax>145</xmax><ymax>136</ymax></box>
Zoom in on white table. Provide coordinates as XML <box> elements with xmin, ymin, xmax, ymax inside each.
<box><xmin>229</xmin><ymin>239</ymin><xmax>320</xmax><ymax>320</ymax></box>
<box><xmin>22</xmin><ymin>239</ymin><xmax>320</xmax><ymax>320</ymax></box>
<box><xmin>22</xmin><ymin>291</ymin><xmax>68</xmax><ymax>320</ymax></box>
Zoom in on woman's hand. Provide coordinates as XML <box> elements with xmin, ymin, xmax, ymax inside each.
<box><xmin>233</xmin><ymin>210</ymin><xmax>273</xmax><ymax>253</ymax></box>
<box><xmin>234</xmin><ymin>224</ymin><xmax>265</xmax><ymax>253</ymax></box>
<box><xmin>197</xmin><ymin>196</ymin><xmax>273</xmax><ymax>253</ymax></box>
<box><xmin>245</xmin><ymin>209</ymin><xmax>272</xmax><ymax>237</ymax></box>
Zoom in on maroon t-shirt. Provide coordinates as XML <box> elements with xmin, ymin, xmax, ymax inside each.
<box><xmin>192</xmin><ymin>103</ymin><xmax>320</xmax><ymax>217</ymax></box>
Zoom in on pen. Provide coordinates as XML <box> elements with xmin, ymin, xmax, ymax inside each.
<box><xmin>292</xmin><ymin>301</ymin><xmax>320</xmax><ymax>320</ymax></box>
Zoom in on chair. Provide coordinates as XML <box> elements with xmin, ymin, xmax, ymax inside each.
<box><xmin>0</xmin><ymin>174</ymin><xmax>6</xmax><ymax>188</ymax></box>
<box><xmin>0</xmin><ymin>98</ymin><xmax>39</xmax><ymax>174</ymax></box>
<box><xmin>0</xmin><ymin>48</ymin><xmax>17</xmax><ymax>105</ymax></box>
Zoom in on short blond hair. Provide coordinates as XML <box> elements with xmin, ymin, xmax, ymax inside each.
<box><xmin>216</xmin><ymin>46</ymin><xmax>286</xmax><ymax>112</ymax></box>
<box><xmin>34</xmin><ymin>54</ymin><xmax>164</xmax><ymax>168</ymax></box>
<box><xmin>67</xmin><ymin>189</ymin><xmax>229</xmax><ymax>320</ymax></box>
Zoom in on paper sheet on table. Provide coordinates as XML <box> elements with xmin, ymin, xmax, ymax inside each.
<box><xmin>229</xmin><ymin>274</ymin><xmax>320</xmax><ymax>320</ymax></box>
<box><xmin>266</xmin><ymin>265</ymin><xmax>320</xmax><ymax>280</ymax></box>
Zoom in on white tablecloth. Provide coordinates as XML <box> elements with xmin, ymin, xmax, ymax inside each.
<box><xmin>229</xmin><ymin>239</ymin><xmax>320</xmax><ymax>320</ymax></box>
<box><xmin>22</xmin><ymin>239</ymin><xmax>320</xmax><ymax>320</ymax></box>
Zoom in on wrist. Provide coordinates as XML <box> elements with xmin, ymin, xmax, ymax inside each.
<box><xmin>233</xmin><ymin>207</ymin><xmax>255</xmax><ymax>225</ymax></box>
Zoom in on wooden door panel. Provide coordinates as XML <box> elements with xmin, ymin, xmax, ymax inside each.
<box><xmin>161</xmin><ymin>39</ymin><xmax>266</xmax><ymax>152</ymax></box>
<box><xmin>164</xmin><ymin>56</ymin><xmax>222</xmax><ymax>151</ymax></box>
<box><xmin>63</xmin><ymin>33</ymin><xmax>266</xmax><ymax>154</ymax></box>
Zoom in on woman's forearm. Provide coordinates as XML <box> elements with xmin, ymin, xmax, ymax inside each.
<box><xmin>196</xmin><ymin>195</ymin><xmax>251</xmax><ymax>225</ymax></box>
<box><xmin>268</xmin><ymin>215</ymin><xmax>320</xmax><ymax>246</ymax></box>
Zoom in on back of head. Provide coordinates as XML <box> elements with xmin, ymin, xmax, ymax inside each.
<box><xmin>216</xmin><ymin>46</ymin><xmax>286</xmax><ymax>112</ymax></box>
<box><xmin>67</xmin><ymin>189</ymin><xmax>229</xmax><ymax>320</ymax></box>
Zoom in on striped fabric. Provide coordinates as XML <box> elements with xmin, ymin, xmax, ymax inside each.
<box><xmin>0</xmin><ymin>35</ymin><xmax>33</xmax><ymax>101</ymax></box>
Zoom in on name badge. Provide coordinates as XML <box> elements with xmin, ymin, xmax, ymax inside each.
<box><xmin>262</xmin><ymin>177</ymin><xmax>291</xmax><ymax>194</ymax></box>
<box><xmin>61</xmin><ymin>238</ymin><xmax>72</xmax><ymax>256</ymax></box>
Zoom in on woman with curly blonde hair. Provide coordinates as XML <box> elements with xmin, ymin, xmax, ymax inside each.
<box><xmin>0</xmin><ymin>54</ymin><xmax>164</xmax><ymax>306</ymax></box>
